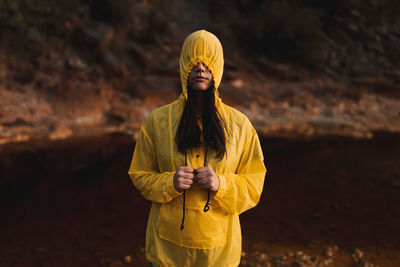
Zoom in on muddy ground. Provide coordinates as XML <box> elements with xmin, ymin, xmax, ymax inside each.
<box><xmin>0</xmin><ymin>132</ymin><xmax>399</xmax><ymax>267</ymax></box>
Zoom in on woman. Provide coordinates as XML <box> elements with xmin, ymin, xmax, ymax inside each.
<box><xmin>128</xmin><ymin>30</ymin><xmax>266</xmax><ymax>267</ymax></box>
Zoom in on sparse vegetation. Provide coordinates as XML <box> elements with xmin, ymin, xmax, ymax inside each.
<box><xmin>233</xmin><ymin>1</ymin><xmax>325</xmax><ymax>66</ymax></box>
<box><xmin>0</xmin><ymin>0</ymin><xmax>85</xmax><ymax>32</ymax></box>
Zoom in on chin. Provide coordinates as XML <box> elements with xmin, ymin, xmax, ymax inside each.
<box><xmin>190</xmin><ymin>84</ymin><xmax>208</xmax><ymax>91</ymax></box>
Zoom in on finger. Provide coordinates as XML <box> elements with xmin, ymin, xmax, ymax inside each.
<box><xmin>177</xmin><ymin>168</ymin><xmax>192</xmax><ymax>176</ymax></box>
<box><xmin>197</xmin><ymin>166</ymin><xmax>213</xmax><ymax>173</ymax></box>
<box><xmin>183</xmin><ymin>179</ymin><xmax>194</xmax><ymax>185</ymax></box>
<box><xmin>180</xmin><ymin>166</ymin><xmax>195</xmax><ymax>173</ymax></box>
<box><xmin>196</xmin><ymin>167</ymin><xmax>207</xmax><ymax>173</ymax></box>
<box><xmin>178</xmin><ymin>172</ymin><xmax>194</xmax><ymax>179</ymax></box>
<box><xmin>196</xmin><ymin>172</ymin><xmax>206</xmax><ymax>179</ymax></box>
<box><xmin>183</xmin><ymin>173</ymin><xmax>195</xmax><ymax>179</ymax></box>
<box><xmin>197</xmin><ymin>177</ymin><xmax>209</xmax><ymax>184</ymax></box>
<box><xmin>180</xmin><ymin>183</ymin><xmax>191</xmax><ymax>190</ymax></box>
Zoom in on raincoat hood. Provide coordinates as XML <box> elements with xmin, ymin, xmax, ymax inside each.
<box><xmin>179</xmin><ymin>30</ymin><xmax>224</xmax><ymax>99</ymax></box>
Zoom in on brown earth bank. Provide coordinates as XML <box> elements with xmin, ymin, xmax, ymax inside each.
<box><xmin>0</xmin><ymin>132</ymin><xmax>399</xmax><ymax>267</ymax></box>
<box><xmin>2</xmin><ymin>0</ymin><xmax>400</xmax><ymax>144</ymax></box>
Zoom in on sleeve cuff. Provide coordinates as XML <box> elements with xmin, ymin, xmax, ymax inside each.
<box><xmin>213</xmin><ymin>174</ymin><xmax>227</xmax><ymax>199</ymax></box>
<box><xmin>165</xmin><ymin>172</ymin><xmax>183</xmax><ymax>199</ymax></box>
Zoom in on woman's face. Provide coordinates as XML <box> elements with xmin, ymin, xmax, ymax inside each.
<box><xmin>188</xmin><ymin>62</ymin><xmax>212</xmax><ymax>91</ymax></box>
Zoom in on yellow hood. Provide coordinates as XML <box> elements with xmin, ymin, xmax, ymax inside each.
<box><xmin>179</xmin><ymin>30</ymin><xmax>224</xmax><ymax>98</ymax></box>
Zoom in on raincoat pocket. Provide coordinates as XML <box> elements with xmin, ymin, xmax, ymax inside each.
<box><xmin>158</xmin><ymin>198</ymin><xmax>228</xmax><ymax>249</ymax></box>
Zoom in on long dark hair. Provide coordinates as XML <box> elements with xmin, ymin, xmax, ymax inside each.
<box><xmin>176</xmin><ymin>81</ymin><xmax>227</xmax><ymax>159</ymax></box>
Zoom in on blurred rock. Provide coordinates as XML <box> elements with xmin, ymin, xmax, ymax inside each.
<box><xmin>383</xmin><ymin>35</ymin><xmax>400</xmax><ymax>64</ymax></box>
<box><xmin>364</xmin><ymin>42</ymin><xmax>384</xmax><ymax>55</ymax></box>
<box><xmin>251</xmin><ymin>251</ymin><xmax>269</xmax><ymax>263</ymax></box>
<box><xmin>101</xmin><ymin>51</ymin><xmax>125</xmax><ymax>76</ymax></box>
<box><xmin>105</xmin><ymin>110</ymin><xmax>125</xmax><ymax>125</ymax></box>
<box><xmin>49</xmin><ymin>127</ymin><xmax>73</xmax><ymax>140</ymax></box>
<box><xmin>127</xmin><ymin>41</ymin><xmax>157</xmax><ymax>72</ymax></box>
<box><xmin>0</xmin><ymin>62</ymin><xmax>6</xmax><ymax>82</ymax></box>
<box><xmin>350</xmin><ymin>9</ymin><xmax>361</xmax><ymax>18</ymax></box>
<box><xmin>323</xmin><ymin>258</ymin><xmax>333</xmax><ymax>265</ymax></box>
<box><xmin>291</xmin><ymin>260</ymin><xmax>304</xmax><ymax>267</ymax></box>
<box><xmin>296</xmin><ymin>251</ymin><xmax>303</xmax><ymax>257</ymax></box>
<box><xmin>123</xmin><ymin>255</ymin><xmax>132</xmax><ymax>263</ymax></box>
<box><xmin>350</xmin><ymin>61</ymin><xmax>375</xmax><ymax>76</ymax></box>
<box><xmin>231</xmin><ymin>79</ymin><xmax>244</xmax><ymax>89</ymax></box>
<box><xmin>355</xmin><ymin>259</ymin><xmax>379</xmax><ymax>267</ymax></box>
<box><xmin>348</xmin><ymin>23</ymin><xmax>359</xmax><ymax>32</ymax></box>
<box><xmin>74</xmin><ymin>21</ymin><xmax>114</xmax><ymax>50</ymax></box>
<box><xmin>35</xmin><ymin>50</ymin><xmax>65</xmax><ymax>73</ymax></box>
<box><xmin>325</xmin><ymin>247</ymin><xmax>334</xmax><ymax>257</ymax></box>
<box><xmin>352</xmin><ymin>248</ymin><xmax>364</xmax><ymax>262</ymax></box>
<box><xmin>126</xmin><ymin>75</ymin><xmax>176</xmax><ymax>98</ymax></box>
<box><xmin>27</xmin><ymin>27</ymin><xmax>44</xmax><ymax>42</ymax></box>
<box><xmin>67</xmin><ymin>55</ymin><xmax>88</xmax><ymax>70</ymax></box>
<box><xmin>2</xmin><ymin>118</ymin><xmax>29</xmax><ymax>127</ymax></box>
<box><xmin>13</xmin><ymin>63</ymin><xmax>35</xmax><ymax>85</ymax></box>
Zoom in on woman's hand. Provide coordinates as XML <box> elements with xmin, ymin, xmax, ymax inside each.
<box><xmin>196</xmin><ymin>166</ymin><xmax>220</xmax><ymax>192</ymax></box>
<box><xmin>173</xmin><ymin>166</ymin><xmax>195</xmax><ymax>192</ymax></box>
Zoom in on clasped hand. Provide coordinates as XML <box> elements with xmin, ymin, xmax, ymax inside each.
<box><xmin>173</xmin><ymin>166</ymin><xmax>219</xmax><ymax>193</ymax></box>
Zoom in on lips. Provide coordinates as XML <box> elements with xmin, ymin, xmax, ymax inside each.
<box><xmin>194</xmin><ymin>77</ymin><xmax>207</xmax><ymax>82</ymax></box>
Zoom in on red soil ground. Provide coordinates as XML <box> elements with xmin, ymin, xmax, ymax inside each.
<box><xmin>0</xmin><ymin>132</ymin><xmax>399</xmax><ymax>266</ymax></box>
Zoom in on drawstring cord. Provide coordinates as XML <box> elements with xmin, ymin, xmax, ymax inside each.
<box><xmin>180</xmin><ymin>144</ymin><xmax>209</xmax><ymax>230</ymax></box>
<box><xmin>180</xmin><ymin>150</ymin><xmax>187</xmax><ymax>230</ymax></box>
<box><xmin>203</xmin><ymin>145</ymin><xmax>211</xmax><ymax>212</ymax></box>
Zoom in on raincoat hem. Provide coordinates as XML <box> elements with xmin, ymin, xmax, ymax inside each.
<box><xmin>157</xmin><ymin>233</ymin><xmax>226</xmax><ymax>249</ymax></box>
<box><xmin>146</xmin><ymin>252</ymin><xmax>241</xmax><ymax>267</ymax></box>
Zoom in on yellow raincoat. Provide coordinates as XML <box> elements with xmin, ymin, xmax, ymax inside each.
<box><xmin>128</xmin><ymin>30</ymin><xmax>266</xmax><ymax>267</ymax></box>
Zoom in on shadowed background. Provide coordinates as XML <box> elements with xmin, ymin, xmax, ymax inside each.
<box><xmin>0</xmin><ymin>0</ymin><xmax>400</xmax><ymax>266</ymax></box>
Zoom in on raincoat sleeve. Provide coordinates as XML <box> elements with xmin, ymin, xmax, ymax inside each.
<box><xmin>213</xmin><ymin>122</ymin><xmax>266</xmax><ymax>215</ymax></box>
<box><xmin>128</xmin><ymin>114</ymin><xmax>181</xmax><ymax>203</ymax></box>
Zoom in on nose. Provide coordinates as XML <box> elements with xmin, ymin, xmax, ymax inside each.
<box><xmin>195</xmin><ymin>62</ymin><xmax>207</xmax><ymax>73</ymax></box>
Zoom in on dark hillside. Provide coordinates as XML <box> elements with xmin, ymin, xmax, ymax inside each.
<box><xmin>1</xmin><ymin>0</ymin><xmax>400</xmax><ymax>142</ymax></box>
